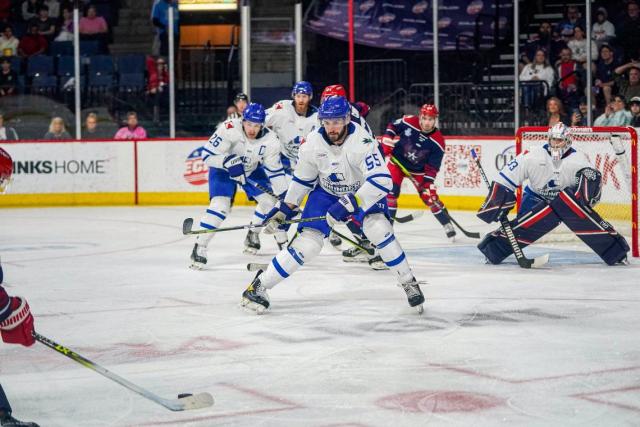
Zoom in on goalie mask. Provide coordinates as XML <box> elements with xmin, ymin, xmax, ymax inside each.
<box><xmin>548</xmin><ymin>123</ymin><xmax>572</xmax><ymax>162</ymax></box>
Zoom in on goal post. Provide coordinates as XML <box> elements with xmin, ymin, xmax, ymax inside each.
<box><xmin>515</xmin><ymin>126</ymin><xmax>638</xmax><ymax>257</ymax></box>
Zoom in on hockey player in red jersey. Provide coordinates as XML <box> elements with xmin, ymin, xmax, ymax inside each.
<box><xmin>381</xmin><ymin>104</ymin><xmax>456</xmax><ymax>241</ymax></box>
<box><xmin>0</xmin><ymin>147</ymin><xmax>39</xmax><ymax>427</ymax></box>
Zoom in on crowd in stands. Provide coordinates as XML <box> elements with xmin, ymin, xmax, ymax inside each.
<box><xmin>520</xmin><ymin>1</ymin><xmax>640</xmax><ymax>127</ymax></box>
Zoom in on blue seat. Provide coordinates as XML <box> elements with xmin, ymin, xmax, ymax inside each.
<box><xmin>118</xmin><ymin>73</ymin><xmax>145</xmax><ymax>91</ymax></box>
<box><xmin>116</xmin><ymin>55</ymin><xmax>145</xmax><ymax>74</ymax></box>
<box><xmin>27</xmin><ymin>55</ymin><xmax>54</xmax><ymax>77</ymax></box>
<box><xmin>89</xmin><ymin>55</ymin><xmax>114</xmax><ymax>76</ymax></box>
<box><xmin>57</xmin><ymin>56</ymin><xmax>75</xmax><ymax>77</ymax></box>
<box><xmin>50</xmin><ymin>41</ymin><xmax>74</xmax><ymax>57</ymax></box>
<box><xmin>80</xmin><ymin>40</ymin><xmax>100</xmax><ymax>56</ymax></box>
<box><xmin>31</xmin><ymin>75</ymin><xmax>58</xmax><ymax>90</ymax></box>
<box><xmin>89</xmin><ymin>73</ymin><xmax>113</xmax><ymax>88</ymax></box>
<box><xmin>9</xmin><ymin>56</ymin><xmax>22</xmax><ymax>74</ymax></box>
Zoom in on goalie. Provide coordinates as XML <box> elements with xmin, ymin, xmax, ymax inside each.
<box><xmin>476</xmin><ymin>123</ymin><xmax>629</xmax><ymax>266</ymax></box>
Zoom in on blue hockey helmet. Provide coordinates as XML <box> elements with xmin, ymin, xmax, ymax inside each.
<box><xmin>292</xmin><ymin>81</ymin><xmax>313</xmax><ymax>98</ymax></box>
<box><xmin>318</xmin><ymin>96</ymin><xmax>351</xmax><ymax>121</ymax></box>
<box><xmin>242</xmin><ymin>102</ymin><xmax>266</xmax><ymax>125</ymax></box>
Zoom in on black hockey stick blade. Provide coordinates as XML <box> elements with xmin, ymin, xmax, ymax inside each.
<box><xmin>443</xmin><ymin>209</ymin><xmax>481</xmax><ymax>239</ymax></box>
<box><xmin>247</xmin><ymin>262</ymin><xmax>268</xmax><ymax>271</ymax></box>
<box><xmin>394</xmin><ymin>210</ymin><xmax>425</xmax><ymax>223</ymax></box>
<box><xmin>182</xmin><ymin>218</ymin><xmax>194</xmax><ymax>235</ymax></box>
<box><xmin>33</xmin><ymin>332</ymin><xmax>214</xmax><ymax>411</ymax></box>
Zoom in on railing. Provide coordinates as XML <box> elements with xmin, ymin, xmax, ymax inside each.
<box><xmin>338</xmin><ymin>59</ymin><xmax>407</xmax><ymax>105</ymax></box>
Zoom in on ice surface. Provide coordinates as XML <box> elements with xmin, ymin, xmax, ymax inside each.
<box><xmin>0</xmin><ymin>206</ymin><xmax>639</xmax><ymax>426</ymax></box>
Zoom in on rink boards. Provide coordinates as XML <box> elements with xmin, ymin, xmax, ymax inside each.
<box><xmin>0</xmin><ymin>136</ymin><xmax>630</xmax><ymax>215</ymax></box>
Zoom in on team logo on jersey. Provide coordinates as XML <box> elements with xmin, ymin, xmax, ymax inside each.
<box><xmin>184</xmin><ymin>147</ymin><xmax>208</xmax><ymax>186</ymax></box>
<box><xmin>328</xmin><ymin>172</ymin><xmax>345</xmax><ymax>182</ymax></box>
<box><xmin>404</xmin><ymin>128</ymin><xmax>412</xmax><ymax>137</ymax></box>
<box><xmin>225</xmin><ymin>122</ymin><xmax>234</xmax><ymax>129</ymax></box>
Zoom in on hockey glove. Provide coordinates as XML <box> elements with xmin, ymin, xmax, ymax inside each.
<box><xmin>326</xmin><ymin>194</ymin><xmax>359</xmax><ymax>228</ymax></box>
<box><xmin>0</xmin><ymin>297</ymin><xmax>35</xmax><ymax>347</ymax></box>
<box><xmin>264</xmin><ymin>202</ymin><xmax>298</xmax><ymax>234</ymax></box>
<box><xmin>420</xmin><ymin>180</ymin><xmax>440</xmax><ymax>207</ymax></box>
<box><xmin>222</xmin><ymin>155</ymin><xmax>246</xmax><ymax>185</ymax></box>
<box><xmin>477</xmin><ymin>181</ymin><xmax>516</xmax><ymax>223</ymax></box>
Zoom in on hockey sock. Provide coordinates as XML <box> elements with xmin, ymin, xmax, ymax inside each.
<box><xmin>260</xmin><ymin>229</ymin><xmax>324</xmax><ymax>289</ymax></box>
<box><xmin>196</xmin><ymin>196</ymin><xmax>230</xmax><ymax>247</ymax></box>
<box><xmin>251</xmin><ymin>193</ymin><xmax>275</xmax><ymax>226</ymax></box>
<box><xmin>431</xmin><ymin>205</ymin><xmax>451</xmax><ymax>227</ymax></box>
<box><xmin>363</xmin><ymin>213</ymin><xmax>413</xmax><ymax>283</ymax></box>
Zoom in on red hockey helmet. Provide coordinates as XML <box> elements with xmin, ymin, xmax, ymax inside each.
<box><xmin>321</xmin><ymin>84</ymin><xmax>347</xmax><ymax>102</ymax></box>
<box><xmin>420</xmin><ymin>104</ymin><xmax>439</xmax><ymax>118</ymax></box>
<box><xmin>0</xmin><ymin>146</ymin><xmax>12</xmax><ymax>193</ymax></box>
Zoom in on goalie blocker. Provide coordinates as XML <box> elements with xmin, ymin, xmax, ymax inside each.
<box><xmin>478</xmin><ymin>168</ymin><xmax>630</xmax><ymax>265</ymax></box>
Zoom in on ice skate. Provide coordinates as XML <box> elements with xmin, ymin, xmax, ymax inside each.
<box><xmin>342</xmin><ymin>239</ymin><xmax>373</xmax><ymax>263</ymax></box>
<box><xmin>328</xmin><ymin>231</ymin><xmax>342</xmax><ymax>249</ymax></box>
<box><xmin>241</xmin><ymin>270</ymin><xmax>270</xmax><ymax>314</ymax></box>
<box><xmin>0</xmin><ymin>413</ymin><xmax>39</xmax><ymax>427</ymax></box>
<box><xmin>368</xmin><ymin>254</ymin><xmax>388</xmax><ymax>270</ymax></box>
<box><xmin>244</xmin><ymin>230</ymin><xmax>261</xmax><ymax>255</ymax></box>
<box><xmin>189</xmin><ymin>243</ymin><xmax>207</xmax><ymax>270</ymax></box>
<box><xmin>443</xmin><ymin>222</ymin><xmax>456</xmax><ymax>242</ymax></box>
<box><xmin>399</xmin><ymin>277</ymin><xmax>425</xmax><ymax>314</ymax></box>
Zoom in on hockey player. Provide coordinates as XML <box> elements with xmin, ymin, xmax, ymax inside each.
<box><xmin>381</xmin><ymin>104</ymin><xmax>456</xmax><ymax>242</ymax></box>
<box><xmin>265</xmin><ymin>81</ymin><xmax>318</xmax><ymax>173</ymax></box>
<box><xmin>240</xmin><ymin>96</ymin><xmax>425</xmax><ymax>314</ymax></box>
<box><xmin>190</xmin><ymin>103</ymin><xmax>289</xmax><ymax>269</ymax></box>
<box><xmin>477</xmin><ymin>123</ymin><xmax>629</xmax><ymax>265</ymax></box>
<box><xmin>320</xmin><ymin>84</ymin><xmax>373</xmax><ymax>136</ymax></box>
<box><xmin>0</xmin><ymin>147</ymin><xmax>40</xmax><ymax>427</ymax></box>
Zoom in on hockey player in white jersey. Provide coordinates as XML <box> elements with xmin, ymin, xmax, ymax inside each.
<box><xmin>190</xmin><ymin>103</ymin><xmax>289</xmax><ymax>269</ymax></box>
<box><xmin>265</xmin><ymin>81</ymin><xmax>318</xmax><ymax>173</ymax></box>
<box><xmin>477</xmin><ymin>123</ymin><xmax>629</xmax><ymax>265</ymax></box>
<box><xmin>320</xmin><ymin>84</ymin><xmax>374</xmax><ymax>136</ymax></box>
<box><xmin>240</xmin><ymin>96</ymin><xmax>425</xmax><ymax>314</ymax></box>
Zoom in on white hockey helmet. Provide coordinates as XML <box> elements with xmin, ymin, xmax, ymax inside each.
<box><xmin>548</xmin><ymin>123</ymin><xmax>571</xmax><ymax>161</ymax></box>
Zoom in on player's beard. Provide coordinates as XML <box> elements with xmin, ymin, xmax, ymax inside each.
<box><xmin>327</xmin><ymin>126</ymin><xmax>348</xmax><ymax>145</ymax></box>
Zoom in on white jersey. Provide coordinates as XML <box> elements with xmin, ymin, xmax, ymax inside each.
<box><xmin>201</xmin><ymin>118</ymin><xmax>288</xmax><ymax>194</ymax></box>
<box><xmin>350</xmin><ymin>104</ymin><xmax>374</xmax><ymax>137</ymax></box>
<box><xmin>284</xmin><ymin>122</ymin><xmax>392</xmax><ymax>211</ymax></box>
<box><xmin>265</xmin><ymin>100</ymin><xmax>318</xmax><ymax>166</ymax></box>
<box><xmin>497</xmin><ymin>144</ymin><xmax>593</xmax><ymax>200</ymax></box>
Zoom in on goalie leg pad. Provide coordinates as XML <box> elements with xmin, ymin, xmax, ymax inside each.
<box><xmin>550</xmin><ymin>190</ymin><xmax>630</xmax><ymax>265</ymax></box>
<box><xmin>196</xmin><ymin>196</ymin><xmax>231</xmax><ymax>246</ymax></box>
<box><xmin>478</xmin><ymin>200</ymin><xmax>562</xmax><ymax>264</ymax></box>
<box><xmin>363</xmin><ymin>213</ymin><xmax>413</xmax><ymax>283</ymax></box>
<box><xmin>260</xmin><ymin>229</ymin><xmax>324</xmax><ymax>288</ymax></box>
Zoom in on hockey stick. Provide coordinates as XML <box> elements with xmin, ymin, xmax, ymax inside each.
<box><xmin>32</xmin><ymin>332</ymin><xmax>214</xmax><ymax>411</ymax></box>
<box><xmin>390</xmin><ymin>157</ymin><xmax>480</xmax><ymax>238</ymax></box>
<box><xmin>182</xmin><ymin>216</ymin><xmax>326</xmax><ymax>235</ymax></box>
<box><xmin>394</xmin><ymin>210</ymin><xmax>425</xmax><ymax>224</ymax></box>
<box><xmin>470</xmin><ymin>149</ymin><xmax>549</xmax><ymax>269</ymax></box>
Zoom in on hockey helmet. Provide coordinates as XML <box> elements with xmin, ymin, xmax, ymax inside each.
<box><xmin>292</xmin><ymin>81</ymin><xmax>313</xmax><ymax>98</ymax></box>
<box><xmin>0</xmin><ymin>146</ymin><xmax>12</xmax><ymax>193</ymax></box>
<box><xmin>242</xmin><ymin>102</ymin><xmax>266</xmax><ymax>125</ymax></box>
<box><xmin>318</xmin><ymin>96</ymin><xmax>351</xmax><ymax>122</ymax></box>
<box><xmin>420</xmin><ymin>104</ymin><xmax>439</xmax><ymax>117</ymax></box>
<box><xmin>234</xmin><ymin>92</ymin><xmax>249</xmax><ymax>103</ymax></box>
<box><xmin>321</xmin><ymin>84</ymin><xmax>347</xmax><ymax>102</ymax></box>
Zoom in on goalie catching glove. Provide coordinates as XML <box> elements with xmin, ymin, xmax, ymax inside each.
<box><xmin>573</xmin><ymin>167</ymin><xmax>602</xmax><ymax>208</ymax></box>
<box><xmin>326</xmin><ymin>194</ymin><xmax>359</xmax><ymax>228</ymax></box>
<box><xmin>263</xmin><ymin>201</ymin><xmax>299</xmax><ymax>234</ymax></box>
<box><xmin>477</xmin><ymin>181</ymin><xmax>517</xmax><ymax>223</ymax></box>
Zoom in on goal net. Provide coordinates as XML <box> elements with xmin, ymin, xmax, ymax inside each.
<box><xmin>516</xmin><ymin>126</ymin><xmax>638</xmax><ymax>257</ymax></box>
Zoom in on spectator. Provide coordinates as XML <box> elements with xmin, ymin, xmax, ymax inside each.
<box><xmin>151</xmin><ymin>0</ymin><xmax>179</xmax><ymax>57</ymax></box>
<box><xmin>556</xmin><ymin>47</ymin><xmax>582</xmax><ymax>109</ymax></box>
<box><xmin>519</xmin><ymin>49</ymin><xmax>555</xmax><ymax>108</ymax></box>
<box><xmin>594</xmin><ymin>95</ymin><xmax>632</xmax><ymax>125</ymax></box>
<box><xmin>82</xmin><ymin>112</ymin><xmax>112</xmax><ymax>139</ymax></box>
<box><xmin>0</xmin><ymin>57</ymin><xmax>16</xmax><ymax>96</ymax></box>
<box><xmin>114</xmin><ymin>111</ymin><xmax>147</xmax><ymax>140</ymax></box>
<box><xmin>0</xmin><ymin>26</ymin><xmax>19</xmax><ymax>56</ymax></box>
<box><xmin>630</xmin><ymin>96</ymin><xmax>640</xmax><ymax>126</ymax></box>
<box><xmin>570</xmin><ymin>98</ymin><xmax>589</xmax><ymax>126</ymax></box>
<box><xmin>147</xmin><ymin>56</ymin><xmax>168</xmax><ymax>94</ymax></box>
<box><xmin>619</xmin><ymin>1</ymin><xmax>640</xmax><ymax>61</ymax></box>
<box><xmin>44</xmin><ymin>116</ymin><xmax>71</xmax><ymax>139</ymax></box>
<box><xmin>593</xmin><ymin>44</ymin><xmax>619</xmax><ymax>106</ymax></box>
<box><xmin>568</xmin><ymin>25</ymin><xmax>598</xmax><ymax>64</ymax></box>
<box><xmin>28</xmin><ymin>5</ymin><xmax>55</xmax><ymax>41</ymax></box>
<box><xmin>615</xmin><ymin>64</ymin><xmax>640</xmax><ymax>100</ymax></box>
<box><xmin>592</xmin><ymin>7</ymin><xmax>616</xmax><ymax>49</ymax></box>
<box><xmin>21</xmin><ymin>0</ymin><xmax>42</xmax><ymax>22</ymax></box>
<box><xmin>233</xmin><ymin>92</ymin><xmax>248</xmax><ymax>115</ymax></box>
<box><xmin>54</xmin><ymin>7</ymin><xmax>73</xmax><ymax>42</ymax></box>
<box><xmin>546</xmin><ymin>97</ymin><xmax>571</xmax><ymax>127</ymax></box>
<box><xmin>0</xmin><ymin>0</ymin><xmax>11</xmax><ymax>24</ymax></box>
<box><xmin>0</xmin><ymin>113</ymin><xmax>18</xmax><ymax>140</ymax></box>
<box><xmin>79</xmin><ymin>5</ymin><xmax>108</xmax><ymax>50</ymax></box>
<box><xmin>43</xmin><ymin>0</ymin><xmax>59</xmax><ymax>19</ymax></box>
<box><xmin>556</xmin><ymin>6</ymin><xmax>584</xmax><ymax>40</ymax></box>
<box><xmin>18</xmin><ymin>23</ymin><xmax>47</xmax><ymax>57</ymax></box>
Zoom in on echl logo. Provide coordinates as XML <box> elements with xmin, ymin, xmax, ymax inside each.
<box><xmin>184</xmin><ymin>147</ymin><xmax>208</xmax><ymax>186</ymax></box>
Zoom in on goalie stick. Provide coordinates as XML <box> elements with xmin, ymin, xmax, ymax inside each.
<box><xmin>470</xmin><ymin>149</ymin><xmax>549</xmax><ymax>269</ymax></box>
<box><xmin>33</xmin><ymin>332</ymin><xmax>214</xmax><ymax>411</ymax></box>
<box><xmin>390</xmin><ymin>157</ymin><xmax>480</xmax><ymax>238</ymax></box>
